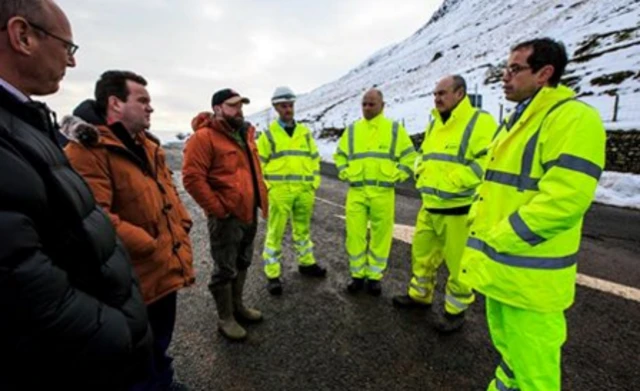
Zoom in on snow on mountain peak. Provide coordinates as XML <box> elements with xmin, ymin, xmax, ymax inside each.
<box><xmin>249</xmin><ymin>0</ymin><xmax>640</xmax><ymax>153</ymax></box>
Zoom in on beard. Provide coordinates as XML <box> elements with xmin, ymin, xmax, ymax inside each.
<box><xmin>222</xmin><ymin>112</ymin><xmax>244</xmax><ymax>129</ymax></box>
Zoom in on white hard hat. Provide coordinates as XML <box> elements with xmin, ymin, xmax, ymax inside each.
<box><xmin>271</xmin><ymin>86</ymin><xmax>296</xmax><ymax>104</ymax></box>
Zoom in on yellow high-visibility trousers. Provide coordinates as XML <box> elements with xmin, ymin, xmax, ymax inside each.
<box><xmin>263</xmin><ymin>184</ymin><xmax>316</xmax><ymax>279</ymax></box>
<box><xmin>346</xmin><ymin>187</ymin><xmax>395</xmax><ymax>281</ymax></box>
<box><xmin>408</xmin><ymin>208</ymin><xmax>474</xmax><ymax>314</ymax></box>
<box><xmin>486</xmin><ymin>297</ymin><xmax>566</xmax><ymax>391</ymax></box>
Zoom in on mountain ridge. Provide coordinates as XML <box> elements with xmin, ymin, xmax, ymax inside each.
<box><xmin>248</xmin><ymin>0</ymin><xmax>640</xmax><ymax>150</ymax></box>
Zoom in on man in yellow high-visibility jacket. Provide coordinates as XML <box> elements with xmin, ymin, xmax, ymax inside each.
<box><xmin>392</xmin><ymin>75</ymin><xmax>497</xmax><ymax>333</ymax></box>
<box><xmin>257</xmin><ymin>86</ymin><xmax>326</xmax><ymax>295</ymax></box>
<box><xmin>334</xmin><ymin>89</ymin><xmax>418</xmax><ymax>296</ymax></box>
<box><xmin>459</xmin><ymin>38</ymin><xmax>606</xmax><ymax>391</ymax></box>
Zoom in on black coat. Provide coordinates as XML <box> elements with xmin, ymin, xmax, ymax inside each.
<box><xmin>0</xmin><ymin>87</ymin><xmax>153</xmax><ymax>390</ymax></box>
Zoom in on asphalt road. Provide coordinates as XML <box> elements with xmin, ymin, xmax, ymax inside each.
<box><xmin>166</xmin><ymin>150</ymin><xmax>640</xmax><ymax>391</ymax></box>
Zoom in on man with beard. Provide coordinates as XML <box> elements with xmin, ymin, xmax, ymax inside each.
<box><xmin>257</xmin><ymin>86</ymin><xmax>326</xmax><ymax>296</ymax></box>
<box><xmin>183</xmin><ymin>88</ymin><xmax>268</xmax><ymax>341</ymax></box>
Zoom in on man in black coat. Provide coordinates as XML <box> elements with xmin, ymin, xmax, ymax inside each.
<box><xmin>0</xmin><ymin>1</ymin><xmax>153</xmax><ymax>389</ymax></box>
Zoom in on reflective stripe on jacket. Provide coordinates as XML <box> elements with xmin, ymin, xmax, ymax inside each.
<box><xmin>333</xmin><ymin>113</ymin><xmax>417</xmax><ymax>188</ymax></box>
<box><xmin>416</xmin><ymin>96</ymin><xmax>498</xmax><ymax>208</ymax></box>
<box><xmin>459</xmin><ymin>85</ymin><xmax>606</xmax><ymax>312</ymax></box>
<box><xmin>257</xmin><ymin>121</ymin><xmax>321</xmax><ymax>189</ymax></box>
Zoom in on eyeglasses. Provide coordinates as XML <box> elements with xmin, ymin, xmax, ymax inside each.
<box><xmin>503</xmin><ymin>64</ymin><xmax>531</xmax><ymax>77</ymax></box>
<box><xmin>27</xmin><ymin>20</ymin><xmax>79</xmax><ymax>57</ymax></box>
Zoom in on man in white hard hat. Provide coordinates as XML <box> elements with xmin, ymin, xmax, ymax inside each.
<box><xmin>257</xmin><ymin>86</ymin><xmax>326</xmax><ymax>295</ymax></box>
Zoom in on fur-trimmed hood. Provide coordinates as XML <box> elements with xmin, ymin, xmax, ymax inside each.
<box><xmin>60</xmin><ymin>99</ymin><xmax>160</xmax><ymax>147</ymax></box>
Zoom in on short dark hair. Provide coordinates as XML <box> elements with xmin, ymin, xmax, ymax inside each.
<box><xmin>0</xmin><ymin>0</ymin><xmax>47</xmax><ymax>28</ymax></box>
<box><xmin>95</xmin><ymin>70</ymin><xmax>147</xmax><ymax>116</ymax></box>
<box><xmin>512</xmin><ymin>38</ymin><xmax>568</xmax><ymax>86</ymax></box>
<box><xmin>452</xmin><ymin>75</ymin><xmax>467</xmax><ymax>94</ymax></box>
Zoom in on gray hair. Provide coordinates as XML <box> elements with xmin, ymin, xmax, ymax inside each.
<box><xmin>0</xmin><ymin>0</ymin><xmax>48</xmax><ymax>28</ymax></box>
<box><xmin>452</xmin><ymin>75</ymin><xmax>467</xmax><ymax>94</ymax></box>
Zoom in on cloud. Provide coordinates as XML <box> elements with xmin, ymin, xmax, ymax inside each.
<box><xmin>201</xmin><ymin>4</ymin><xmax>224</xmax><ymax>21</ymax></box>
<box><xmin>47</xmin><ymin>0</ymin><xmax>442</xmax><ymax>131</ymax></box>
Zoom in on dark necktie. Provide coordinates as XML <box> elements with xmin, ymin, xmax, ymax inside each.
<box><xmin>507</xmin><ymin>102</ymin><xmax>527</xmax><ymax>130</ymax></box>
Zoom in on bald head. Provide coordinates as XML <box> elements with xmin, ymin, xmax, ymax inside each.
<box><xmin>44</xmin><ymin>0</ymin><xmax>72</xmax><ymax>35</ymax></box>
<box><xmin>362</xmin><ymin>88</ymin><xmax>384</xmax><ymax>120</ymax></box>
<box><xmin>0</xmin><ymin>0</ymin><xmax>75</xmax><ymax>97</ymax></box>
<box><xmin>434</xmin><ymin>75</ymin><xmax>466</xmax><ymax>114</ymax></box>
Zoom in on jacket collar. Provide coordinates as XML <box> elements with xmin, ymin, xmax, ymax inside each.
<box><xmin>277</xmin><ymin>118</ymin><xmax>296</xmax><ymax>130</ymax></box>
<box><xmin>0</xmin><ymin>76</ymin><xmax>29</xmax><ymax>103</ymax></box>
<box><xmin>431</xmin><ymin>95</ymin><xmax>474</xmax><ymax>125</ymax></box>
<box><xmin>213</xmin><ymin>116</ymin><xmax>254</xmax><ymax>142</ymax></box>
<box><xmin>0</xmin><ymin>86</ymin><xmax>58</xmax><ymax>142</ymax></box>
<box><xmin>271</xmin><ymin>119</ymin><xmax>305</xmax><ymax>137</ymax></box>
<box><xmin>362</xmin><ymin>112</ymin><xmax>386</xmax><ymax>127</ymax></box>
<box><xmin>495</xmin><ymin>84</ymin><xmax>576</xmax><ymax>147</ymax></box>
<box><xmin>60</xmin><ymin>112</ymin><xmax>158</xmax><ymax>150</ymax></box>
<box><xmin>521</xmin><ymin>84</ymin><xmax>575</xmax><ymax>121</ymax></box>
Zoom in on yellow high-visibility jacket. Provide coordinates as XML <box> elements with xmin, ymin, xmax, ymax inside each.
<box><xmin>416</xmin><ymin>96</ymin><xmax>498</xmax><ymax>209</ymax></box>
<box><xmin>334</xmin><ymin>113</ymin><xmax>417</xmax><ymax>188</ymax></box>
<box><xmin>460</xmin><ymin>85</ymin><xmax>606</xmax><ymax>312</ymax></box>
<box><xmin>257</xmin><ymin>120</ymin><xmax>321</xmax><ymax>189</ymax></box>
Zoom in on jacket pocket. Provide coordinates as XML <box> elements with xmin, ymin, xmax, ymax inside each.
<box><xmin>448</xmin><ymin>166</ymin><xmax>481</xmax><ymax>190</ymax></box>
<box><xmin>117</xmin><ymin>179</ymin><xmax>162</xmax><ymax>234</ymax></box>
<box><xmin>221</xmin><ymin>150</ymin><xmax>239</xmax><ymax>174</ymax></box>
<box><xmin>378</xmin><ymin>160</ymin><xmax>399</xmax><ymax>182</ymax></box>
<box><xmin>265</xmin><ymin>156</ymin><xmax>287</xmax><ymax>175</ymax></box>
<box><xmin>344</xmin><ymin>163</ymin><xmax>363</xmax><ymax>183</ymax></box>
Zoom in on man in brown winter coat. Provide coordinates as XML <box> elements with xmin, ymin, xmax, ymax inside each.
<box><xmin>183</xmin><ymin>88</ymin><xmax>268</xmax><ymax>341</ymax></box>
<box><xmin>63</xmin><ymin>70</ymin><xmax>194</xmax><ymax>391</ymax></box>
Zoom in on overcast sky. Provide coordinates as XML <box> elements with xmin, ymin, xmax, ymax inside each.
<box><xmin>46</xmin><ymin>0</ymin><xmax>443</xmax><ymax>131</ymax></box>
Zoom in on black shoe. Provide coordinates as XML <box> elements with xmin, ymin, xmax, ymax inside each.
<box><xmin>366</xmin><ymin>280</ymin><xmax>382</xmax><ymax>297</ymax></box>
<box><xmin>167</xmin><ymin>381</ymin><xmax>191</xmax><ymax>391</ymax></box>
<box><xmin>299</xmin><ymin>264</ymin><xmax>327</xmax><ymax>278</ymax></box>
<box><xmin>347</xmin><ymin>278</ymin><xmax>365</xmax><ymax>294</ymax></box>
<box><xmin>392</xmin><ymin>294</ymin><xmax>431</xmax><ymax>309</ymax></box>
<box><xmin>267</xmin><ymin>278</ymin><xmax>282</xmax><ymax>296</ymax></box>
<box><xmin>434</xmin><ymin>312</ymin><xmax>466</xmax><ymax>334</ymax></box>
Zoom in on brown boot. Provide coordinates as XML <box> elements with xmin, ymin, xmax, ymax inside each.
<box><xmin>212</xmin><ymin>284</ymin><xmax>247</xmax><ymax>341</ymax></box>
<box><xmin>233</xmin><ymin>270</ymin><xmax>263</xmax><ymax>323</ymax></box>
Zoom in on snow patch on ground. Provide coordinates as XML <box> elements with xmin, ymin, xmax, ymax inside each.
<box><xmin>596</xmin><ymin>172</ymin><xmax>640</xmax><ymax>209</ymax></box>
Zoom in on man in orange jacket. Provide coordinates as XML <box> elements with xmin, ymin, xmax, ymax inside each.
<box><xmin>62</xmin><ymin>70</ymin><xmax>195</xmax><ymax>391</ymax></box>
<box><xmin>183</xmin><ymin>88</ymin><xmax>268</xmax><ymax>341</ymax></box>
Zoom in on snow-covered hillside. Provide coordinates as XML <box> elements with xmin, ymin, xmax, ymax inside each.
<box><xmin>249</xmin><ymin>0</ymin><xmax>640</xmax><ymax>142</ymax></box>
<box><xmin>248</xmin><ymin>0</ymin><xmax>640</xmax><ymax>209</ymax></box>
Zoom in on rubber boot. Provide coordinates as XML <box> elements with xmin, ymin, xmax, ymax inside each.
<box><xmin>366</xmin><ymin>279</ymin><xmax>382</xmax><ymax>296</ymax></box>
<box><xmin>434</xmin><ymin>311</ymin><xmax>466</xmax><ymax>334</ymax></box>
<box><xmin>267</xmin><ymin>278</ymin><xmax>283</xmax><ymax>295</ymax></box>
<box><xmin>392</xmin><ymin>294</ymin><xmax>432</xmax><ymax>310</ymax></box>
<box><xmin>233</xmin><ymin>270</ymin><xmax>263</xmax><ymax>323</ymax></box>
<box><xmin>347</xmin><ymin>277</ymin><xmax>365</xmax><ymax>294</ymax></box>
<box><xmin>298</xmin><ymin>263</ymin><xmax>327</xmax><ymax>278</ymax></box>
<box><xmin>212</xmin><ymin>284</ymin><xmax>247</xmax><ymax>341</ymax></box>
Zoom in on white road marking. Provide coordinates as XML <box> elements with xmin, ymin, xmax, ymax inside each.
<box><xmin>325</xmin><ymin>203</ymin><xmax>640</xmax><ymax>303</ymax></box>
<box><xmin>316</xmin><ymin>196</ymin><xmax>345</xmax><ymax>209</ymax></box>
<box><xmin>576</xmin><ymin>274</ymin><xmax>640</xmax><ymax>303</ymax></box>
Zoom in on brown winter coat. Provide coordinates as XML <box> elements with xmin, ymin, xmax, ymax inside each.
<box><xmin>63</xmin><ymin>118</ymin><xmax>195</xmax><ymax>304</ymax></box>
<box><xmin>183</xmin><ymin>113</ymin><xmax>268</xmax><ymax>223</ymax></box>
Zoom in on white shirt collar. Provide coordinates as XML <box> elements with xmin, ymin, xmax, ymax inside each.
<box><xmin>0</xmin><ymin>76</ymin><xmax>30</xmax><ymax>103</ymax></box>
